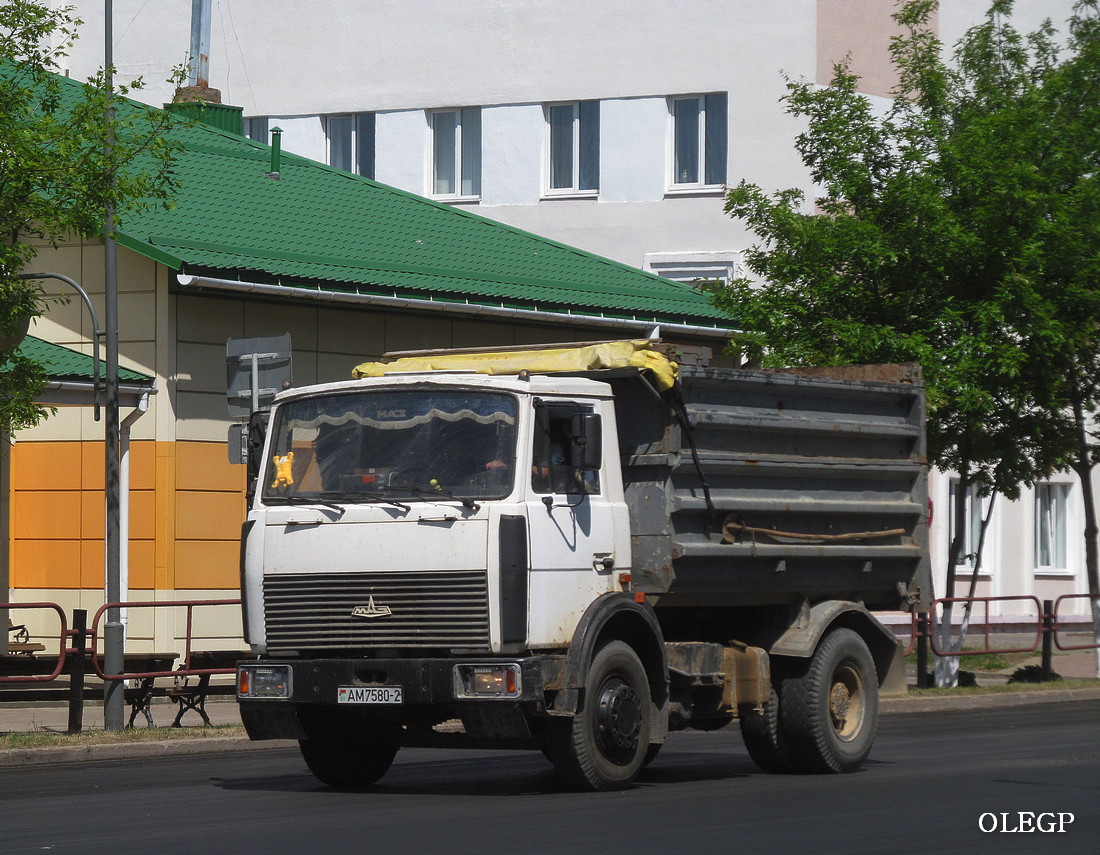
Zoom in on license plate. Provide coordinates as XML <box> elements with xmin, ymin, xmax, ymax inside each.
<box><xmin>337</xmin><ymin>686</ymin><xmax>403</xmax><ymax>705</ymax></box>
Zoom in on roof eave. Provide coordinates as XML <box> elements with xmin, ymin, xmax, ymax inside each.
<box><xmin>175</xmin><ymin>273</ymin><xmax>737</xmax><ymax>342</ymax></box>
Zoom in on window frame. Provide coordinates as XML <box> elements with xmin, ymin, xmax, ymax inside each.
<box><xmin>1035</xmin><ymin>482</ymin><xmax>1071</xmax><ymax>573</ymax></box>
<box><xmin>668</xmin><ymin>92</ymin><xmax>727</xmax><ymax>192</ymax></box>
<box><xmin>543</xmin><ymin>100</ymin><xmax>600</xmax><ymax>197</ymax></box>
<box><xmin>325</xmin><ymin>112</ymin><xmax>375</xmax><ymax>179</ymax></box>
<box><xmin>429</xmin><ymin>107</ymin><xmax>482</xmax><ymax>200</ymax></box>
<box><xmin>948</xmin><ymin>479</ymin><xmax>989</xmax><ymax>574</ymax></box>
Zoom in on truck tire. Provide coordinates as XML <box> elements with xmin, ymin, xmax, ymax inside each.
<box><xmin>739</xmin><ymin>685</ymin><xmax>793</xmax><ymax>774</ymax></box>
<box><xmin>546</xmin><ymin>641</ymin><xmax>652</xmax><ymax>791</ymax></box>
<box><xmin>299</xmin><ymin>732</ymin><xmax>400</xmax><ymax>789</ymax></box>
<box><xmin>779</xmin><ymin>628</ymin><xmax>878</xmax><ymax>773</ymax></box>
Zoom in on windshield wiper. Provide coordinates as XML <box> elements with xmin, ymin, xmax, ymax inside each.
<box><xmin>385</xmin><ymin>484</ymin><xmax>480</xmax><ymax>513</ymax></box>
<box><xmin>266</xmin><ymin>491</ymin><xmax>410</xmax><ymax>512</ymax></box>
<box><xmin>264</xmin><ymin>493</ymin><xmax>346</xmax><ymax>514</ymax></box>
<box><xmin>317</xmin><ymin>490</ymin><xmax>411</xmax><ymax>512</ymax></box>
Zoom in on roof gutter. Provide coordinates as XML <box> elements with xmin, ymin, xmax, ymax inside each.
<box><xmin>175</xmin><ymin>274</ymin><xmax>736</xmax><ymax>342</ymax></box>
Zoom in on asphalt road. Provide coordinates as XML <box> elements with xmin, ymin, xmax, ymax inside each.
<box><xmin>2</xmin><ymin>701</ymin><xmax>1097</xmax><ymax>855</ymax></box>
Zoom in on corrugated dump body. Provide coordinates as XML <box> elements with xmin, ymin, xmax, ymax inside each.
<box><xmin>615</xmin><ymin>363</ymin><xmax>929</xmax><ymax>611</ymax></box>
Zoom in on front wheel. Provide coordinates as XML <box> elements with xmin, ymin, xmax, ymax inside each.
<box><xmin>546</xmin><ymin>641</ymin><xmax>652</xmax><ymax>791</ymax></box>
<box><xmin>779</xmin><ymin>628</ymin><xmax>879</xmax><ymax>773</ymax></box>
<box><xmin>299</xmin><ymin>729</ymin><xmax>400</xmax><ymax>789</ymax></box>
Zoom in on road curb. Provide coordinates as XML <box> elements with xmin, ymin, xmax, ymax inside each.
<box><xmin>0</xmin><ymin>737</ymin><xmax>298</xmax><ymax>768</ymax></box>
<box><xmin>881</xmin><ymin>686</ymin><xmax>1100</xmax><ymax>714</ymax></box>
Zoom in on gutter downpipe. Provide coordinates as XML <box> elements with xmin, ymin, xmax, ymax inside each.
<box><xmin>175</xmin><ymin>274</ymin><xmax>738</xmax><ymax>342</ymax></box>
<box><xmin>118</xmin><ymin>391</ymin><xmax>150</xmax><ymax>634</ymax></box>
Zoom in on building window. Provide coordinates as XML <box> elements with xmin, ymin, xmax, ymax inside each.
<box><xmin>670</xmin><ymin>93</ymin><xmax>727</xmax><ymax>188</ymax></box>
<box><xmin>644</xmin><ymin>253</ymin><xmax>740</xmax><ymax>287</ymax></box>
<box><xmin>1035</xmin><ymin>483</ymin><xmax>1069</xmax><ymax>571</ymax></box>
<box><xmin>546</xmin><ymin>100</ymin><xmax>599</xmax><ymax>194</ymax></box>
<box><xmin>430</xmin><ymin>107</ymin><xmax>481</xmax><ymax>198</ymax></box>
<box><xmin>948</xmin><ymin>479</ymin><xmax>985</xmax><ymax>570</ymax></box>
<box><xmin>243</xmin><ymin>116</ymin><xmax>269</xmax><ymax>142</ymax></box>
<box><xmin>326</xmin><ymin>113</ymin><xmax>375</xmax><ymax>178</ymax></box>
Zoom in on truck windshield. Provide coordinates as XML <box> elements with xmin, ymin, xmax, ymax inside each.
<box><xmin>262</xmin><ymin>389</ymin><xmax>518</xmax><ymax>504</ymax></box>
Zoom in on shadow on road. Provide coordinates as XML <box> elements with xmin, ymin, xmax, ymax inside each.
<box><xmin>211</xmin><ymin>748</ymin><xmax>757</xmax><ymax>797</ymax></box>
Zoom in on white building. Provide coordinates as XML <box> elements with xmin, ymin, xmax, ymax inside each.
<box><xmin>52</xmin><ymin>0</ymin><xmax>1091</xmax><ymax>628</ymax></box>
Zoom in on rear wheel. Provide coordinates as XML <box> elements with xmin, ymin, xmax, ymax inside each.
<box><xmin>546</xmin><ymin>641</ymin><xmax>652</xmax><ymax>791</ymax></box>
<box><xmin>739</xmin><ymin>684</ymin><xmax>793</xmax><ymax>774</ymax></box>
<box><xmin>299</xmin><ymin>723</ymin><xmax>401</xmax><ymax>789</ymax></box>
<box><xmin>779</xmin><ymin>628</ymin><xmax>878</xmax><ymax>773</ymax></box>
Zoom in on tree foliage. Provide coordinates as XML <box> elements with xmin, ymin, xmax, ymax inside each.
<box><xmin>0</xmin><ymin>0</ymin><xmax>183</xmax><ymax>435</ymax></box>
<box><xmin>709</xmin><ymin>0</ymin><xmax>1100</xmax><ymax>680</ymax></box>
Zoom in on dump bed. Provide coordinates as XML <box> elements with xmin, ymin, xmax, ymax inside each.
<box><xmin>609</xmin><ymin>363</ymin><xmax>929</xmax><ymax>611</ymax></box>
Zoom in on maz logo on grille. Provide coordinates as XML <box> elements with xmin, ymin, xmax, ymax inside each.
<box><xmin>351</xmin><ymin>596</ymin><xmax>393</xmax><ymax>618</ymax></box>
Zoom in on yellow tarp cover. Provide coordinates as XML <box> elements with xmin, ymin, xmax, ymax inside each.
<box><xmin>352</xmin><ymin>340</ymin><xmax>679</xmax><ymax>392</ymax></box>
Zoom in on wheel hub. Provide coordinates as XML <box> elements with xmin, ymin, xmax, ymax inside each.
<box><xmin>595</xmin><ymin>676</ymin><xmax>642</xmax><ymax>754</ymax></box>
<box><xmin>829</xmin><ymin>663</ymin><xmax>865</xmax><ymax>742</ymax></box>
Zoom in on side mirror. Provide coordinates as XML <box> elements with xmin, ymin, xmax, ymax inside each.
<box><xmin>569</xmin><ymin>412</ymin><xmax>602</xmax><ymax>471</ymax></box>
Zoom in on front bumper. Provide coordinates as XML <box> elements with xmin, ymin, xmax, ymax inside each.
<box><xmin>237</xmin><ymin>655</ymin><xmax>563</xmax><ymax>741</ymax></box>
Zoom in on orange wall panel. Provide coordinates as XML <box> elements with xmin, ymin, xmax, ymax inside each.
<box><xmin>11</xmin><ymin>439</ymin><xmax>246</xmax><ymax>593</ymax></box>
<box><xmin>13</xmin><ymin>491</ymin><xmax>82</xmax><ymax>540</ymax></box>
<box><xmin>174</xmin><ymin>540</ymin><xmax>240</xmax><ymax>590</ymax></box>
<box><xmin>176</xmin><ymin>490</ymin><xmax>246</xmax><ymax>541</ymax></box>
<box><xmin>11</xmin><ymin>539</ymin><xmax>82</xmax><ymax>589</ymax></box>
<box><xmin>128</xmin><ymin>539</ymin><xmax>156</xmax><ymax>590</ymax></box>
<box><xmin>11</xmin><ymin>442</ymin><xmax>82</xmax><ymax>490</ymax></box>
<box><xmin>176</xmin><ymin>442</ymin><xmax>247</xmax><ymax>492</ymax></box>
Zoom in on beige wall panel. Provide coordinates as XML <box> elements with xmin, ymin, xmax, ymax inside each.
<box><xmin>122</xmin><ymin>603</ymin><xmax>157</xmax><ymax>641</ymax></box>
<box><xmin>5</xmin><ymin>593</ymin><xmax>74</xmax><ymax>646</ymax></box>
<box><xmin>384</xmin><ymin>313</ymin><xmax>452</xmax><ymax>352</ymax></box>
<box><xmin>117</xmin><ymin>247</ymin><xmax>158</xmax><ymax>292</ymax></box>
<box><xmin>122</xmin><ymin>340</ymin><xmax>158</xmax><ymax>377</ymax></box>
<box><xmin>450</xmin><ymin>319</ymin><xmax>513</xmax><ymax>349</ymax></box>
<box><xmin>290</xmin><ymin>348</ymin><xmax>318</xmax><ymax>387</ymax></box>
<box><xmin>177</xmin><ymin>295</ymin><xmax>245</xmax><ymax>343</ymax></box>
<box><xmin>33</xmin><ymin>299</ymin><xmax>86</xmax><ymax>343</ymax></box>
<box><xmin>176</xmin><ymin>491</ymin><xmax>246</xmax><ymax>541</ymax></box>
<box><xmin>316</xmin><ymin>307</ymin><xmax>387</xmax><ymax>355</ymax></box>
<box><xmin>245</xmin><ymin>302</ymin><xmax>319</xmax><ymax>350</ymax></box>
<box><xmin>174</xmin><ymin>391</ymin><xmax>234</xmax><ymax>441</ymax></box>
<box><xmin>175</xmin><ymin>341</ymin><xmax>225</xmax><ymax>393</ymax></box>
<box><xmin>316</xmin><ymin>352</ymin><xmax>360</xmax><ymax>384</ymax></box>
<box><xmin>179</xmin><ymin>599</ymin><xmax>244</xmax><ymax>640</ymax></box>
<box><xmin>117</xmin><ymin>290</ymin><xmax>158</xmax><ymax>342</ymax></box>
<box><xmin>512</xmin><ymin>323</ymin><xmax>599</xmax><ymax>345</ymax></box>
<box><xmin>18</xmin><ymin>406</ymin><xmax>84</xmax><ymax>442</ymax></box>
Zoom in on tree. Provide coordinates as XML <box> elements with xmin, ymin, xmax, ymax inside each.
<box><xmin>0</xmin><ymin>0</ymin><xmax>182</xmax><ymax>436</ymax></box>
<box><xmin>708</xmin><ymin>0</ymin><xmax>1100</xmax><ymax>683</ymax></box>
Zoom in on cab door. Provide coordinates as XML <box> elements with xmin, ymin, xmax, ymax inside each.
<box><xmin>524</xmin><ymin>400</ymin><xmax>624</xmax><ymax>647</ymax></box>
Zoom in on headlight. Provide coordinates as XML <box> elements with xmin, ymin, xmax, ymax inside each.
<box><xmin>453</xmin><ymin>663</ymin><xmax>522</xmax><ymax>699</ymax></box>
<box><xmin>238</xmin><ymin>665</ymin><xmax>293</xmax><ymax>698</ymax></box>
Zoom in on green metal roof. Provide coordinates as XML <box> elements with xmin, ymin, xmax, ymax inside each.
<box><xmin>13</xmin><ymin>335</ymin><xmax>152</xmax><ymax>385</ymax></box>
<box><xmin>73</xmin><ymin>77</ymin><xmax>734</xmax><ymax>331</ymax></box>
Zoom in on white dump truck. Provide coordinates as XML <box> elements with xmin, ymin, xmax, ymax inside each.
<box><xmin>235</xmin><ymin>341</ymin><xmax>929</xmax><ymax>790</ymax></box>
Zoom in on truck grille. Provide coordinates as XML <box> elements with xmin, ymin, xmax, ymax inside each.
<box><xmin>263</xmin><ymin>570</ymin><xmax>490</xmax><ymax>653</ymax></box>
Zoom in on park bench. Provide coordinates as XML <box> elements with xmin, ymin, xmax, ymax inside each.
<box><xmin>168</xmin><ymin>650</ymin><xmax>247</xmax><ymax>727</ymax></box>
